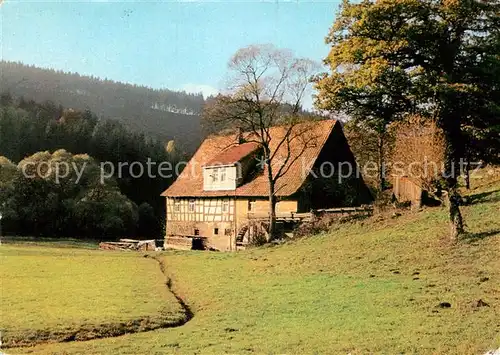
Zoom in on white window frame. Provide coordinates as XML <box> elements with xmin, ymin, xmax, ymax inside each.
<box><xmin>220</xmin><ymin>167</ymin><xmax>226</xmax><ymax>182</ymax></box>
<box><xmin>174</xmin><ymin>200</ymin><xmax>180</xmax><ymax>212</ymax></box>
<box><xmin>188</xmin><ymin>199</ymin><xmax>195</xmax><ymax>212</ymax></box>
<box><xmin>212</xmin><ymin>168</ymin><xmax>219</xmax><ymax>183</ymax></box>
<box><xmin>222</xmin><ymin>200</ymin><xmax>229</xmax><ymax>213</ymax></box>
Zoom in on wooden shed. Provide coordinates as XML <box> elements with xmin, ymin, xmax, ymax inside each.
<box><xmin>392</xmin><ymin>176</ymin><xmax>424</xmax><ymax>208</ymax></box>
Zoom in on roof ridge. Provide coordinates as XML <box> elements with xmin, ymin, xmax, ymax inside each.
<box><xmin>205</xmin><ymin>118</ymin><xmax>337</xmax><ymax>139</ymax></box>
<box><xmin>161</xmin><ymin>119</ymin><xmax>338</xmax><ymax>197</ymax></box>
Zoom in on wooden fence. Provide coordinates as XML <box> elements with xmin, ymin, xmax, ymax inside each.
<box><xmin>247</xmin><ymin>205</ymin><xmax>373</xmax><ymax>222</ymax></box>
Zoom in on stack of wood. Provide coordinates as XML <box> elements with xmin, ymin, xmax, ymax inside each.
<box><xmin>99</xmin><ymin>239</ymin><xmax>156</xmax><ymax>251</ymax></box>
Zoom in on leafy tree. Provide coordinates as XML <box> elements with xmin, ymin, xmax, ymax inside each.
<box><xmin>137</xmin><ymin>202</ymin><xmax>159</xmax><ymax>239</ymax></box>
<box><xmin>5</xmin><ymin>150</ymin><xmax>138</xmax><ymax>238</ymax></box>
<box><xmin>0</xmin><ymin>92</ymin><xmax>13</xmax><ymax>106</ymax></box>
<box><xmin>203</xmin><ymin>44</ymin><xmax>319</xmax><ymax>238</ymax></box>
<box><xmin>0</xmin><ymin>157</ymin><xmax>20</xmax><ymax>233</ymax></box>
<box><xmin>342</xmin><ymin>120</ymin><xmax>395</xmax><ymax>193</ymax></box>
<box><xmin>74</xmin><ymin>185</ymin><xmax>138</xmax><ymax>238</ymax></box>
<box><xmin>0</xmin><ymin>97</ymin><xmax>177</xmax><ymax>233</ymax></box>
<box><xmin>315</xmin><ymin>59</ymin><xmax>413</xmax><ymax>191</ymax></box>
<box><xmin>0</xmin><ymin>156</ymin><xmax>18</xmax><ymax>184</ymax></box>
<box><xmin>315</xmin><ymin>0</ymin><xmax>500</xmax><ymax>239</ymax></box>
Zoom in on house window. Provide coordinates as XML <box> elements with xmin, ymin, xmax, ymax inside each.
<box><xmin>188</xmin><ymin>199</ymin><xmax>195</xmax><ymax>212</ymax></box>
<box><xmin>224</xmin><ymin>228</ymin><xmax>232</xmax><ymax>236</ymax></box>
<box><xmin>211</xmin><ymin>168</ymin><xmax>219</xmax><ymax>183</ymax></box>
<box><xmin>214</xmin><ymin>228</ymin><xmax>219</xmax><ymax>235</ymax></box>
<box><xmin>248</xmin><ymin>199</ymin><xmax>256</xmax><ymax>211</ymax></box>
<box><xmin>174</xmin><ymin>200</ymin><xmax>180</xmax><ymax>212</ymax></box>
<box><xmin>194</xmin><ymin>229</ymin><xmax>200</xmax><ymax>236</ymax></box>
<box><xmin>220</xmin><ymin>168</ymin><xmax>226</xmax><ymax>182</ymax></box>
<box><xmin>222</xmin><ymin>200</ymin><xmax>229</xmax><ymax>213</ymax></box>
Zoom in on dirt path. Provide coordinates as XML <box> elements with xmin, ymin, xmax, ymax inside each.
<box><xmin>147</xmin><ymin>254</ymin><xmax>194</xmax><ymax>322</ymax></box>
<box><xmin>3</xmin><ymin>253</ymin><xmax>193</xmax><ymax>348</ymax></box>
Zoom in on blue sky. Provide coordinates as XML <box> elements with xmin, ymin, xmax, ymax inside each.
<box><xmin>1</xmin><ymin>0</ymin><xmax>340</xmax><ymax>104</ymax></box>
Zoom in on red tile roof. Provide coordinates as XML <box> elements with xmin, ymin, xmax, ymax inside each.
<box><xmin>205</xmin><ymin>142</ymin><xmax>261</xmax><ymax>167</ymax></box>
<box><xmin>161</xmin><ymin>119</ymin><xmax>338</xmax><ymax>198</ymax></box>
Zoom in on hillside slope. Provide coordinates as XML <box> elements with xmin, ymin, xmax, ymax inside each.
<box><xmin>18</xmin><ymin>168</ymin><xmax>500</xmax><ymax>354</ymax></box>
<box><xmin>0</xmin><ymin>61</ymin><xmax>204</xmax><ymax>152</ymax></box>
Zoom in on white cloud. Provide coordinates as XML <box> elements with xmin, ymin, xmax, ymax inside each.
<box><xmin>181</xmin><ymin>83</ymin><xmax>219</xmax><ymax>99</ymax></box>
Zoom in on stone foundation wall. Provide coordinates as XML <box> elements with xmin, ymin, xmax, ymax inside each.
<box><xmin>165</xmin><ymin>220</ymin><xmax>236</xmax><ymax>251</ymax></box>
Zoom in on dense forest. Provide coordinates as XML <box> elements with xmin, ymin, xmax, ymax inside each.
<box><xmin>0</xmin><ymin>61</ymin><xmax>205</xmax><ymax>154</ymax></box>
<box><xmin>0</xmin><ymin>95</ymin><xmax>182</xmax><ymax>239</ymax></box>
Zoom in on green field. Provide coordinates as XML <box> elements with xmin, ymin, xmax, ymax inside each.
<box><xmin>0</xmin><ymin>245</ymin><xmax>186</xmax><ymax>347</ymax></box>
<box><xmin>4</xmin><ymin>170</ymin><xmax>500</xmax><ymax>354</ymax></box>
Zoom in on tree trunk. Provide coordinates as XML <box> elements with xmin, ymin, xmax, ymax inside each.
<box><xmin>265</xmin><ymin>152</ymin><xmax>277</xmax><ymax>241</ymax></box>
<box><xmin>268</xmin><ymin>184</ymin><xmax>276</xmax><ymax>241</ymax></box>
<box><xmin>448</xmin><ymin>182</ymin><xmax>464</xmax><ymax>240</ymax></box>
<box><xmin>440</xmin><ymin>112</ymin><xmax>465</xmax><ymax>240</ymax></box>
<box><xmin>464</xmin><ymin>159</ymin><xmax>471</xmax><ymax>190</ymax></box>
<box><xmin>378</xmin><ymin>133</ymin><xmax>385</xmax><ymax>192</ymax></box>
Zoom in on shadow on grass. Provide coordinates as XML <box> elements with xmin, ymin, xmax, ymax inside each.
<box><xmin>464</xmin><ymin>189</ymin><xmax>500</xmax><ymax>205</ymax></box>
<box><xmin>461</xmin><ymin>229</ymin><xmax>500</xmax><ymax>243</ymax></box>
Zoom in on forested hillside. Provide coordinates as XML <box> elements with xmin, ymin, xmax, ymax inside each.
<box><xmin>0</xmin><ymin>61</ymin><xmax>205</xmax><ymax>153</ymax></box>
<box><xmin>0</xmin><ymin>96</ymin><xmax>181</xmax><ymax>238</ymax></box>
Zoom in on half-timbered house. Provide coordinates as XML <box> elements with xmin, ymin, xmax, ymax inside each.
<box><xmin>161</xmin><ymin>119</ymin><xmax>372</xmax><ymax>251</ymax></box>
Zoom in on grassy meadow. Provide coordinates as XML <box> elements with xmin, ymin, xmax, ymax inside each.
<box><xmin>4</xmin><ymin>169</ymin><xmax>500</xmax><ymax>354</ymax></box>
<box><xmin>0</xmin><ymin>245</ymin><xmax>185</xmax><ymax>347</ymax></box>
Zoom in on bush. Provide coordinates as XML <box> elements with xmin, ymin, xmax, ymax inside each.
<box><xmin>1</xmin><ymin>151</ymin><xmax>139</xmax><ymax>238</ymax></box>
<box><xmin>293</xmin><ymin>213</ymin><xmax>367</xmax><ymax>238</ymax></box>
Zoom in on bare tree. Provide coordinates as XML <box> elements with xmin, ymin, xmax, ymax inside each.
<box><xmin>391</xmin><ymin>116</ymin><xmax>446</xmax><ymax>192</ymax></box>
<box><xmin>203</xmin><ymin>44</ymin><xmax>319</xmax><ymax>239</ymax></box>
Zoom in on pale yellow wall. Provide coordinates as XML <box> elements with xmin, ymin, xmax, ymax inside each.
<box><xmin>238</xmin><ymin>199</ymin><xmax>298</xmax><ymax>214</ymax></box>
<box><xmin>235</xmin><ymin>199</ymin><xmax>250</xmax><ymax>220</ymax></box>
<box><xmin>276</xmin><ymin>200</ymin><xmax>298</xmax><ymax>213</ymax></box>
<box><xmin>203</xmin><ymin>166</ymin><xmax>239</xmax><ymax>191</ymax></box>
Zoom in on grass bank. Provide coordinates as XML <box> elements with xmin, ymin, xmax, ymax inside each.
<box><xmin>11</xmin><ymin>169</ymin><xmax>500</xmax><ymax>354</ymax></box>
<box><xmin>0</xmin><ymin>245</ymin><xmax>186</xmax><ymax>347</ymax></box>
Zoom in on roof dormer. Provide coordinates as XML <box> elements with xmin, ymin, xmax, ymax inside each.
<box><xmin>203</xmin><ymin>142</ymin><xmax>261</xmax><ymax>191</ymax></box>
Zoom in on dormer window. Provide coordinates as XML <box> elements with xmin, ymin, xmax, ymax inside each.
<box><xmin>203</xmin><ymin>142</ymin><xmax>261</xmax><ymax>192</ymax></box>
<box><xmin>212</xmin><ymin>168</ymin><xmax>219</xmax><ymax>183</ymax></box>
<box><xmin>204</xmin><ymin>166</ymin><xmax>235</xmax><ymax>191</ymax></box>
